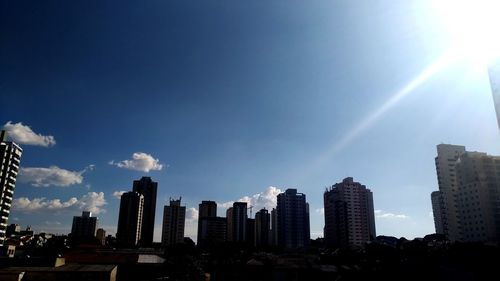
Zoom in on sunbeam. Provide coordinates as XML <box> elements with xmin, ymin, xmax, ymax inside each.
<box><xmin>299</xmin><ymin>53</ymin><xmax>457</xmax><ymax>182</ymax></box>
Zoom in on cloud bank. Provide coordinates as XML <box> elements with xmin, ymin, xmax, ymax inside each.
<box><xmin>3</xmin><ymin>121</ymin><xmax>56</xmax><ymax>147</ymax></box>
<box><xmin>375</xmin><ymin>210</ymin><xmax>409</xmax><ymax>219</ymax></box>
<box><xmin>218</xmin><ymin>186</ymin><xmax>283</xmax><ymax>212</ymax></box>
<box><xmin>13</xmin><ymin>191</ymin><xmax>107</xmax><ymax>215</ymax></box>
<box><xmin>18</xmin><ymin>165</ymin><xmax>93</xmax><ymax>187</ymax></box>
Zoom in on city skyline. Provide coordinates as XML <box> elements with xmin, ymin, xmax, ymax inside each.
<box><xmin>1</xmin><ymin>0</ymin><xmax>500</xmax><ymax>242</ymax></box>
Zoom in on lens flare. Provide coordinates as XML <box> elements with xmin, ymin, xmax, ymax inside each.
<box><xmin>433</xmin><ymin>0</ymin><xmax>500</xmax><ymax>66</ymax></box>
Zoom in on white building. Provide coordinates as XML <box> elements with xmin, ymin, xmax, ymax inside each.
<box><xmin>489</xmin><ymin>62</ymin><xmax>500</xmax><ymax>129</ymax></box>
<box><xmin>0</xmin><ymin>130</ymin><xmax>22</xmax><ymax>246</ymax></box>
<box><xmin>432</xmin><ymin>144</ymin><xmax>500</xmax><ymax>242</ymax></box>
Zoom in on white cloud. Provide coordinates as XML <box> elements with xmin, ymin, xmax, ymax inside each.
<box><xmin>79</xmin><ymin>192</ymin><xmax>107</xmax><ymax>214</ymax></box>
<box><xmin>109</xmin><ymin>152</ymin><xmax>163</xmax><ymax>172</ymax></box>
<box><xmin>18</xmin><ymin>166</ymin><xmax>91</xmax><ymax>187</ymax></box>
<box><xmin>315</xmin><ymin>208</ymin><xmax>325</xmax><ymax>215</ymax></box>
<box><xmin>375</xmin><ymin>210</ymin><xmax>409</xmax><ymax>219</ymax></box>
<box><xmin>218</xmin><ymin>186</ymin><xmax>283</xmax><ymax>213</ymax></box>
<box><xmin>186</xmin><ymin>207</ymin><xmax>199</xmax><ymax>221</ymax></box>
<box><xmin>184</xmin><ymin>207</ymin><xmax>199</xmax><ymax>242</ymax></box>
<box><xmin>112</xmin><ymin>190</ymin><xmax>127</xmax><ymax>199</ymax></box>
<box><xmin>3</xmin><ymin>121</ymin><xmax>56</xmax><ymax>147</ymax></box>
<box><xmin>13</xmin><ymin>191</ymin><xmax>107</xmax><ymax>215</ymax></box>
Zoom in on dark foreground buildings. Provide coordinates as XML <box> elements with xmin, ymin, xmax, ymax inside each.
<box><xmin>132</xmin><ymin>177</ymin><xmax>158</xmax><ymax>246</ymax></box>
<box><xmin>277</xmin><ymin>189</ymin><xmax>310</xmax><ymax>249</ymax></box>
<box><xmin>116</xmin><ymin>191</ymin><xmax>144</xmax><ymax>246</ymax></box>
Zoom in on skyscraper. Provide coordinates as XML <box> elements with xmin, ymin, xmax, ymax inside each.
<box><xmin>270</xmin><ymin>208</ymin><xmax>278</xmax><ymax>246</ymax></box>
<box><xmin>133</xmin><ymin>177</ymin><xmax>158</xmax><ymax>246</ymax></box>
<box><xmin>161</xmin><ymin>198</ymin><xmax>186</xmax><ymax>246</ymax></box>
<box><xmin>117</xmin><ymin>191</ymin><xmax>144</xmax><ymax>247</ymax></box>
<box><xmin>226</xmin><ymin>207</ymin><xmax>233</xmax><ymax>242</ymax></box>
<box><xmin>432</xmin><ymin>144</ymin><xmax>466</xmax><ymax>241</ymax></box>
<box><xmin>431</xmin><ymin>191</ymin><xmax>445</xmax><ymax>235</ymax></box>
<box><xmin>198</xmin><ymin>217</ymin><xmax>227</xmax><ymax>248</ymax></box>
<box><xmin>0</xmin><ymin>130</ymin><xmax>22</xmax><ymax>246</ymax></box>
<box><xmin>454</xmin><ymin>150</ymin><xmax>500</xmax><ymax>242</ymax></box>
<box><xmin>489</xmin><ymin>61</ymin><xmax>500</xmax><ymax>129</ymax></box>
<box><xmin>324</xmin><ymin>177</ymin><xmax>376</xmax><ymax>249</ymax></box>
<box><xmin>198</xmin><ymin>200</ymin><xmax>217</xmax><ymax>245</ymax></box>
<box><xmin>231</xmin><ymin>202</ymin><xmax>247</xmax><ymax>242</ymax></box>
<box><xmin>71</xmin><ymin>211</ymin><xmax>98</xmax><ymax>239</ymax></box>
<box><xmin>255</xmin><ymin>208</ymin><xmax>270</xmax><ymax>247</ymax></box>
<box><xmin>431</xmin><ymin>144</ymin><xmax>500</xmax><ymax>242</ymax></box>
<box><xmin>277</xmin><ymin>189</ymin><xmax>310</xmax><ymax>249</ymax></box>
<box><xmin>198</xmin><ymin>201</ymin><xmax>226</xmax><ymax>247</ymax></box>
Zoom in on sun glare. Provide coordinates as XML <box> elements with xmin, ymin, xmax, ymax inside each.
<box><xmin>433</xmin><ymin>0</ymin><xmax>500</xmax><ymax>66</ymax></box>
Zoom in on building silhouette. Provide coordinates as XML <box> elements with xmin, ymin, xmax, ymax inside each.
<box><xmin>197</xmin><ymin>201</ymin><xmax>226</xmax><ymax>247</ymax></box>
<box><xmin>324</xmin><ymin>177</ymin><xmax>376</xmax><ymax>249</ymax></box>
<box><xmin>231</xmin><ymin>202</ymin><xmax>247</xmax><ymax>242</ymax></box>
<box><xmin>0</xmin><ymin>130</ymin><xmax>22</xmax><ymax>246</ymax></box>
<box><xmin>226</xmin><ymin>207</ymin><xmax>233</xmax><ymax>242</ymax></box>
<box><xmin>270</xmin><ymin>208</ymin><xmax>278</xmax><ymax>246</ymax></box>
<box><xmin>161</xmin><ymin>198</ymin><xmax>186</xmax><ymax>246</ymax></box>
<box><xmin>277</xmin><ymin>189</ymin><xmax>310</xmax><ymax>249</ymax></box>
<box><xmin>71</xmin><ymin>211</ymin><xmax>98</xmax><ymax>239</ymax></box>
<box><xmin>197</xmin><ymin>201</ymin><xmax>217</xmax><ymax>245</ymax></box>
<box><xmin>6</xmin><ymin>224</ymin><xmax>20</xmax><ymax>237</ymax></box>
<box><xmin>116</xmin><ymin>191</ymin><xmax>144</xmax><ymax>247</ymax></box>
<box><xmin>96</xmin><ymin>228</ymin><xmax>106</xmax><ymax>245</ymax></box>
<box><xmin>198</xmin><ymin>217</ymin><xmax>227</xmax><ymax>248</ymax></box>
<box><xmin>489</xmin><ymin>62</ymin><xmax>500</xmax><ymax>129</ymax></box>
<box><xmin>246</xmin><ymin>218</ymin><xmax>255</xmax><ymax>246</ymax></box>
<box><xmin>255</xmin><ymin>208</ymin><xmax>270</xmax><ymax>247</ymax></box>
<box><xmin>431</xmin><ymin>144</ymin><xmax>500</xmax><ymax>242</ymax></box>
<box><xmin>132</xmin><ymin>177</ymin><xmax>157</xmax><ymax>246</ymax></box>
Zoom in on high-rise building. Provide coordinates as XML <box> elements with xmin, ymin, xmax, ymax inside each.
<box><xmin>96</xmin><ymin>228</ymin><xmax>106</xmax><ymax>245</ymax></box>
<box><xmin>197</xmin><ymin>201</ymin><xmax>217</xmax><ymax>245</ymax></box>
<box><xmin>71</xmin><ymin>211</ymin><xmax>98</xmax><ymax>239</ymax></box>
<box><xmin>432</xmin><ymin>144</ymin><xmax>466</xmax><ymax>241</ymax></box>
<box><xmin>246</xmin><ymin>218</ymin><xmax>255</xmax><ymax>246</ymax></box>
<box><xmin>431</xmin><ymin>144</ymin><xmax>500</xmax><ymax>242</ymax></box>
<box><xmin>270</xmin><ymin>208</ymin><xmax>278</xmax><ymax>246</ymax></box>
<box><xmin>277</xmin><ymin>189</ymin><xmax>310</xmax><ymax>249</ymax></box>
<box><xmin>116</xmin><ymin>191</ymin><xmax>144</xmax><ymax>247</ymax></box>
<box><xmin>132</xmin><ymin>177</ymin><xmax>158</xmax><ymax>246</ymax></box>
<box><xmin>198</xmin><ymin>200</ymin><xmax>217</xmax><ymax>218</ymax></box>
<box><xmin>161</xmin><ymin>198</ymin><xmax>186</xmax><ymax>246</ymax></box>
<box><xmin>231</xmin><ymin>202</ymin><xmax>247</xmax><ymax>242</ymax></box>
<box><xmin>431</xmin><ymin>191</ymin><xmax>445</xmax><ymax>235</ymax></box>
<box><xmin>226</xmin><ymin>207</ymin><xmax>233</xmax><ymax>242</ymax></box>
<box><xmin>455</xmin><ymin>150</ymin><xmax>500</xmax><ymax>242</ymax></box>
<box><xmin>197</xmin><ymin>201</ymin><xmax>227</xmax><ymax>247</ymax></box>
<box><xmin>255</xmin><ymin>208</ymin><xmax>270</xmax><ymax>247</ymax></box>
<box><xmin>198</xmin><ymin>217</ymin><xmax>227</xmax><ymax>248</ymax></box>
<box><xmin>0</xmin><ymin>130</ymin><xmax>22</xmax><ymax>246</ymax></box>
<box><xmin>489</xmin><ymin>62</ymin><xmax>500</xmax><ymax>129</ymax></box>
<box><xmin>324</xmin><ymin>177</ymin><xmax>376</xmax><ymax>249</ymax></box>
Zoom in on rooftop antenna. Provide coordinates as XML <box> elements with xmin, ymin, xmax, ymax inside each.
<box><xmin>248</xmin><ymin>205</ymin><xmax>253</xmax><ymax>218</ymax></box>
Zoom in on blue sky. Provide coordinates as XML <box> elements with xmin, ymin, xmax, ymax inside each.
<box><xmin>1</xmin><ymin>0</ymin><xmax>499</xmax><ymax>241</ymax></box>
